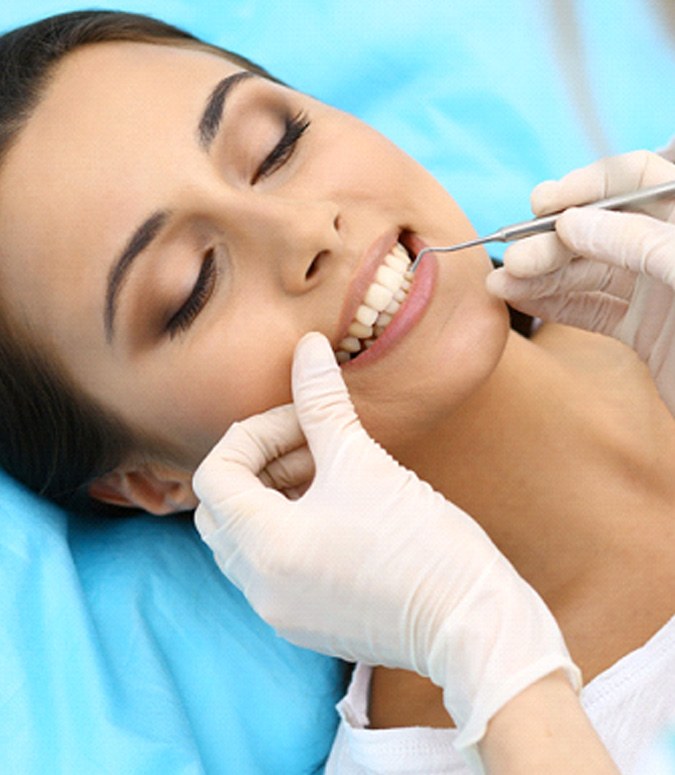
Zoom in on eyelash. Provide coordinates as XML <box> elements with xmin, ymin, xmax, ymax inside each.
<box><xmin>252</xmin><ymin>110</ymin><xmax>311</xmax><ymax>183</ymax></box>
<box><xmin>166</xmin><ymin>110</ymin><xmax>310</xmax><ymax>338</ymax></box>
<box><xmin>166</xmin><ymin>248</ymin><xmax>217</xmax><ymax>338</ymax></box>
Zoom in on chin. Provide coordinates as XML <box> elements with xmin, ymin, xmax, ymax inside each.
<box><xmin>346</xmin><ymin>252</ymin><xmax>510</xmax><ymax>449</ymax></box>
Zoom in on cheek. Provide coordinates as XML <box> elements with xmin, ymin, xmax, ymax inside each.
<box><xmin>163</xmin><ymin>318</ymin><xmax>297</xmax><ymax>462</ymax></box>
<box><xmin>313</xmin><ymin>112</ymin><xmax>414</xmax><ymax>198</ymax></box>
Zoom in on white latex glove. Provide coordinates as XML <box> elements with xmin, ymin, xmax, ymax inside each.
<box><xmin>193</xmin><ymin>332</ymin><xmax>580</xmax><ymax>760</ymax></box>
<box><xmin>486</xmin><ymin>151</ymin><xmax>675</xmax><ymax>414</ymax></box>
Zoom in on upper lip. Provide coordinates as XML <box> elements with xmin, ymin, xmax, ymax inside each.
<box><xmin>334</xmin><ymin>227</ymin><xmax>406</xmax><ymax>347</ymax></box>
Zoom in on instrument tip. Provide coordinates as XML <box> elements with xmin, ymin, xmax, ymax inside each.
<box><xmin>410</xmin><ymin>247</ymin><xmax>430</xmax><ymax>273</ymax></box>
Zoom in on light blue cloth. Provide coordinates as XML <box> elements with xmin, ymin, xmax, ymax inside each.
<box><xmin>0</xmin><ymin>1</ymin><xmax>674</xmax><ymax>772</ymax></box>
<box><xmin>0</xmin><ymin>470</ymin><xmax>346</xmax><ymax>773</ymax></box>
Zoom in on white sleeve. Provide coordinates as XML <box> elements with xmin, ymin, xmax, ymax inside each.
<box><xmin>324</xmin><ymin>663</ymin><xmax>470</xmax><ymax>774</ymax></box>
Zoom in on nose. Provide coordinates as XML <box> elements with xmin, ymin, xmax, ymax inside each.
<box><xmin>225</xmin><ymin>192</ymin><xmax>342</xmax><ymax>293</ymax></box>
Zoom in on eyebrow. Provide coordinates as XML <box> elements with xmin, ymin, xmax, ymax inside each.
<box><xmin>104</xmin><ymin>210</ymin><xmax>169</xmax><ymax>342</ymax></box>
<box><xmin>104</xmin><ymin>71</ymin><xmax>257</xmax><ymax>342</ymax></box>
<box><xmin>197</xmin><ymin>70</ymin><xmax>257</xmax><ymax>150</ymax></box>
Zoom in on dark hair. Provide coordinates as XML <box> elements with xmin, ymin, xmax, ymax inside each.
<box><xmin>0</xmin><ymin>10</ymin><xmax>274</xmax><ymax>509</ymax></box>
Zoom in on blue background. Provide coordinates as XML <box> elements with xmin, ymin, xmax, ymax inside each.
<box><xmin>0</xmin><ymin>2</ymin><xmax>673</xmax><ymax>773</ymax></box>
<box><xmin>2</xmin><ymin>1</ymin><xmax>674</xmax><ymax>245</ymax></box>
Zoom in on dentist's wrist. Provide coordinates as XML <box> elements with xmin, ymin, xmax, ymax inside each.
<box><xmin>478</xmin><ymin>671</ymin><xmax>618</xmax><ymax>775</ymax></box>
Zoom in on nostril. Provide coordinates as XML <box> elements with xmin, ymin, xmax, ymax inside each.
<box><xmin>306</xmin><ymin>250</ymin><xmax>327</xmax><ymax>280</ymax></box>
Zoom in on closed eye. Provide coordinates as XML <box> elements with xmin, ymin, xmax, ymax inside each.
<box><xmin>165</xmin><ymin>249</ymin><xmax>218</xmax><ymax>338</ymax></box>
<box><xmin>253</xmin><ymin>110</ymin><xmax>310</xmax><ymax>184</ymax></box>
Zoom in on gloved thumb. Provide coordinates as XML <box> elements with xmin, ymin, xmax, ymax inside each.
<box><xmin>291</xmin><ymin>332</ymin><xmax>364</xmax><ymax>463</ymax></box>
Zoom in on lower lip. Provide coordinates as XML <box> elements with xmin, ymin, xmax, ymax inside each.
<box><xmin>342</xmin><ymin>250</ymin><xmax>437</xmax><ymax>370</ymax></box>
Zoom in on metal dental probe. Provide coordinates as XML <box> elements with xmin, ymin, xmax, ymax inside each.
<box><xmin>410</xmin><ymin>179</ymin><xmax>675</xmax><ymax>272</ymax></box>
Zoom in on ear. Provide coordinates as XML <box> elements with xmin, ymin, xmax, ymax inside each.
<box><xmin>89</xmin><ymin>462</ymin><xmax>198</xmax><ymax>515</ymax></box>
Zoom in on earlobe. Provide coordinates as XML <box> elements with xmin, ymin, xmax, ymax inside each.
<box><xmin>89</xmin><ymin>463</ymin><xmax>199</xmax><ymax>515</ymax></box>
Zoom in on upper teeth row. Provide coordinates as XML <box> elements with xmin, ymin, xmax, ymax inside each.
<box><xmin>337</xmin><ymin>243</ymin><xmax>413</xmax><ymax>358</ymax></box>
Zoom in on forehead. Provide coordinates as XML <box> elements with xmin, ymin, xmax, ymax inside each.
<box><xmin>12</xmin><ymin>40</ymin><xmax>243</xmax><ymax>178</ymax></box>
<box><xmin>0</xmin><ymin>41</ymin><xmax>242</xmax><ymax>339</ymax></box>
<box><xmin>43</xmin><ymin>39</ymin><xmax>241</xmax><ymax>114</ymax></box>
<box><xmin>0</xmin><ymin>39</ymin><xmax>245</xmax><ymax>208</ymax></box>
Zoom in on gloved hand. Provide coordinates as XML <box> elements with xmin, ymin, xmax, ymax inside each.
<box><xmin>486</xmin><ymin>151</ymin><xmax>675</xmax><ymax>414</ymax></box>
<box><xmin>193</xmin><ymin>332</ymin><xmax>580</xmax><ymax>757</ymax></box>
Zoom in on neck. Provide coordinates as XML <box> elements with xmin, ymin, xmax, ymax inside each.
<box><xmin>369</xmin><ymin>326</ymin><xmax>675</xmax><ymax>708</ymax></box>
<box><xmin>393</xmin><ymin>327</ymin><xmax>675</xmax><ymax>627</ymax></box>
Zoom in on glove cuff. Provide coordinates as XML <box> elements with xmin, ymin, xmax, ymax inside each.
<box><xmin>427</xmin><ymin>553</ymin><xmax>582</xmax><ymax>759</ymax></box>
<box><xmin>452</xmin><ymin>654</ymin><xmax>582</xmax><ymax>751</ymax></box>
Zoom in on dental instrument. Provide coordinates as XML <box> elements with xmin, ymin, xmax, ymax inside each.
<box><xmin>410</xmin><ymin>180</ymin><xmax>675</xmax><ymax>271</ymax></box>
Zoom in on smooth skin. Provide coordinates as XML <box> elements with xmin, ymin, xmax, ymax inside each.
<box><xmin>0</xmin><ymin>41</ymin><xmax>672</xmax><ymax>771</ymax></box>
<box><xmin>0</xmin><ymin>41</ymin><xmax>504</xmax><ymax>510</ymax></box>
<box><xmin>480</xmin><ymin>672</ymin><xmax>619</xmax><ymax>774</ymax></box>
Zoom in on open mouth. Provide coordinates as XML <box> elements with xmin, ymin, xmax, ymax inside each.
<box><xmin>335</xmin><ymin>236</ymin><xmax>415</xmax><ymax>363</ymax></box>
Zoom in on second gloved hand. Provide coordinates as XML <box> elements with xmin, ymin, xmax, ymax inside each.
<box><xmin>193</xmin><ymin>332</ymin><xmax>580</xmax><ymax>754</ymax></box>
<box><xmin>487</xmin><ymin>151</ymin><xmax>675</xmax><ymax>414</ymax></box>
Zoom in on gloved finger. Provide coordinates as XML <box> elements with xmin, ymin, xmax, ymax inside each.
<box><xmin>193</xmin><ymin>410</ymin><xmax>298</xmax><ymax>577</ymax></box>
<box><xmin>616</xmin><ymin>274</ymin><xmax>675</xmax><ymax>357</ymax></box>
<box><xmin>658</xmin><ymin>136</ymin><xmax>675</xmax><ymax>162</ymax></box>
<box><xmin>193</xmin><ymin>404</ymin><xmax>300</xmax><ymax>510</ymax></box>
<box><xmin>487</xmin><ymin>259</ymin><xmax>635</xmax><ymax>302</ymax></box>
<box><xmin>501</xmin><ymin>231</ymin><xmax>576</xmax><ymax>277</ymax></box>
<box><xmin>259</xmin><ymin>443</ymin><xmax>315</xmax><ymax>493</ymax></box>
<box><xmin>278</xmin><ymin>482</ymin><xmax>312</xmax><ymax>500</ymax></box>
<box><xmin>531</xmin><ymin>151</ymin><xmax>673</xmax><ymax>216</ymax></box>
<box><xmin>557</xmin><ymin>208</ymin><xmax>675</xmax><ymax>286</ymax></box>
<box><xmin>497</xmin><ymin>290</ymin><xmax>628</xmax><ymax>335</ymax></box>
<box><xmin>291</xmin><ymin>332</ymin><xmax>366</xmax><ymax>463</ymax></box>
<box><xmin>194</xmin><ymin>501</ymin><xmax>271</xmax><ymax>592</ymax></box>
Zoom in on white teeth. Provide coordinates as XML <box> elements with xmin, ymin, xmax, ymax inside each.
<box><xmin>392</xmin><ymin>243</ymin><xmax>409</xmax><ymax>262</ymax></box>
<box><xmin>355</xmin><ymin>304</ymin><xmax>378</xmax><ymax>326</ymax></box>
<box><xmin>364</xmin><ymin>282</ymin><xmax>393</xmax><ymax>312</ymax></box>
<box><xmin>376</xmin><ymin>264</ymin><xmax>404</xmax><ymax>292</ymax></box>
<box><xmin>335</xmin><ymin>240</ymin><xmax>413</xmax><ymax>362</ymax></box>
<box><xmin>384</xmin><ymin>252</ymin><xmax>409</xmax><ymax>273</ymax></box>
<box><xmin>348</xmin><ymin>320</ymin><xmax>374</xmax><ymax>338</ymax></box>
<box><xmin>338</xmin><ymin>336</ymin><xmax>361</xmax><ymax>353</ymax></box>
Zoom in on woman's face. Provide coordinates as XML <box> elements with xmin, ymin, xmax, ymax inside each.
<box><xmin>0</xmin><ymin>41</ymin><xmax>508</xmax><ymax>485</ymax></box>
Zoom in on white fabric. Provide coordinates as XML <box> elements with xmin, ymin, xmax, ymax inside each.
<box><xmin>325</xmin><ymin>614</ymin><xmax>675</xmax><ymax>774</ymax></box>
